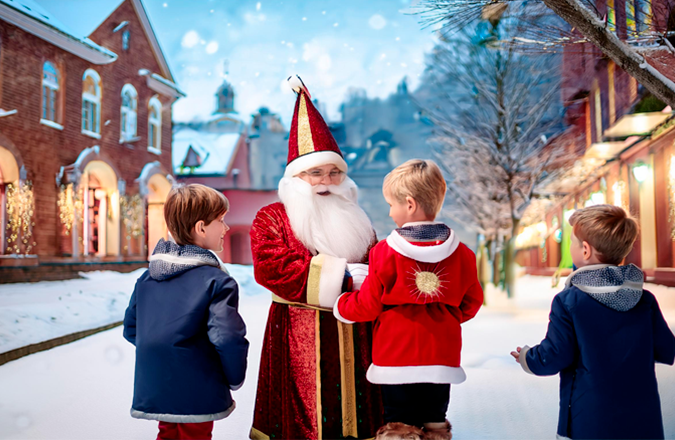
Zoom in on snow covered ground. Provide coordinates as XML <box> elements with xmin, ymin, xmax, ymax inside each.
<box><xmin>0</xmin><ymin>266</ymin><xmax>267</xmax><ymax>355</ymax></box>
<box><xmin>0</xmin><ymin>270</ymin><xmax>142</xmax><ymax>354</ymax></box>
<box><xmin>0</xmin><ymin>270</ymin><xmax>674</xmax><ymax>439</ymax></box>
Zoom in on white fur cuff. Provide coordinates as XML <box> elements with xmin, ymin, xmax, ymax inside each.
<box><xmin>306</xmin><ymin>253</ymin><xmax>348</xmax><ymax>308</ymax></box>
<box><xmin>333</xmin><ymin>293</ymin><xmax>356</xmax><ymax>324</ymax></box>
<box><xmin>518</xmin><ymin>345</ymin><xmax>534</xmax><ymax>375</ymax></box>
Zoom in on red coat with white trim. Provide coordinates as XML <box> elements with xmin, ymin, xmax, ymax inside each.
<box><xmin>334</xmin><ymin>227</ymin><xmax>483</xmax><ymax>385</ymax></box>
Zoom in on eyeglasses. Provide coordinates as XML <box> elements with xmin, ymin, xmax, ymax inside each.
<box><xmin>300</xmin><ymin>169</ymin><xmax>346</xmax><ymax>184</ymax></box>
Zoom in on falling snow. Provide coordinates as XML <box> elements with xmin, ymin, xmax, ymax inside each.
<box><xmin>205</xmin><ymin>41</ymin><xmax>219</xmax><ymax>54</ymax></box>
<box><xmin>180</xmin><ymin>30</ymin><xmax>199</xmax><ymax>48</ymax></box>
<box><xmin>369</xmin><ymin>14</ymin><xmax>387</xmax><ymax>30</ymax></box>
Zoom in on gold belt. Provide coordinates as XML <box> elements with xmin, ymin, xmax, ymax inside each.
<box><xmin>271</xmin><ymin>293</ymin><xmax>332</xmax><ymax>312</ymax></box>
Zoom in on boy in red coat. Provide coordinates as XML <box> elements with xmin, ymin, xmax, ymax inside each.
<box><xmin>334</xmin><ymin>159</ymin><xmax>483</xmax><ymax>439</ymax></box>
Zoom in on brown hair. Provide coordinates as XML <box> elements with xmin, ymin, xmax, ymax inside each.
<box><xmin>568</xmin><ymin>204</ymin><xmax>639</xmax><ymax>265</ymax></box>
<box><xmin>164</xmin><ymin>184</ymin><xmax>229</xmax><ymax>246</ymax></box>
<box><xmin>383</xmin><ymin>159</ymin><xmax>447</xmax><ymax>218</ymax></box>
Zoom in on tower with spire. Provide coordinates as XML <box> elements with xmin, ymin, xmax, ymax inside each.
<box><xmin>215</xmin><ymin>60</ymin><xmax>235</xmax><ymax>114</ymax></box>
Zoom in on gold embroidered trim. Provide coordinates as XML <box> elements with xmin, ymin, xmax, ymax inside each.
<box><xmin>315</xmin><ymin>310</ymin><xmax>323</xmax><ymax>440</ymax></box>
<box><xmin>249</xmin><ymin>427</ymin><xmax>270</xmax><ymax>440</ymax></box>
<box><xmin>297</xmin><ymin>94</ymin><xmax>315</xmax><ymax>156</ymax></box>
<box><xmin>306</xmin><ymin>254</ymin><xmax>324</xmax><ymax>306</ymax></box>
<box><xmin>337</xmin><ymin>322</ymin><xmax>358</xmax><ymax>438</ymax></box>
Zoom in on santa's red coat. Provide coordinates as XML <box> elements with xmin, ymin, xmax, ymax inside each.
<box><xmin>249</xmin><ymin>202</ymin><xmax>383</xmax><ymax>440</ymax></box>
<box><xmin>335</xmin><ymin>229</ymin><xmax>483</xmax><ymax>385</ymax></box>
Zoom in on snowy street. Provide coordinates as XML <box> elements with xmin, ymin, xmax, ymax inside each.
<box><xmin>1</xmin><ymin>270</ymin><xmax>674</xmax><ymax>439</ymax></box>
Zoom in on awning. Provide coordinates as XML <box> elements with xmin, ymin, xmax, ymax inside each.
<box><xmin>584</xmin><ymin>136</ymin><xmax>639</xmax><ymax>160</ymax></box>
<box><xmin>603</xmin><ymin>112</ymin><xmax>673</xmax><ymax>139</ymax></box>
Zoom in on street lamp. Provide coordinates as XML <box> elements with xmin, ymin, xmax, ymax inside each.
<box><xmin>632</xmin><ymin>162</ymin><xmax>650</xmax><ymax>183</ymax></box>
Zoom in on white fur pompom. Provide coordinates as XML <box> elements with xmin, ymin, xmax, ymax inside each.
<box><xmin>287</xmin><ymin>74</ymin><xmax>310</xmax><ymax>97</ymax></box>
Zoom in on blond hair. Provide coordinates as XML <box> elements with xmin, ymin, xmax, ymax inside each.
<box><xmin>568</xmin><ymin>204</ymin><xmax>639</xmax><ymax>265</ymax></box>
<box><xmin>383</xmin><ymin>159</ymin><xmax>446</xmax><ymax>218</ymax></box>
<box><xmin>164</xmin><ymin>184</ymin><xmax>229</xmax><ymax>246</ymax></box>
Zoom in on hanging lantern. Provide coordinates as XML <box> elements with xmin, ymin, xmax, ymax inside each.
<box><xmin>632</xmin><ymin>162</ymin><xmax>650</xmax><ymax>183</ymax></box>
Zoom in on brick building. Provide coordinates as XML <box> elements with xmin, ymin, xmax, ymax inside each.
<box><xmin>514</xmin><ymin>0</ymin><xmax>675</xmax><ymax>285</ymax></box>
<box><xmin>0</xmin><ymin>0</ymin><xmax>183</xmax><ymax>282</ymax></box>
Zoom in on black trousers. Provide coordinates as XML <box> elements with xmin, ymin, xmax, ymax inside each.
<box><xmin>381</xmin><ymin>383</ymin><xmax>450</xmax><ymax>428</ymax></box>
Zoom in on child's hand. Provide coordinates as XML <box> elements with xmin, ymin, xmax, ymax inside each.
<box><xmin>510</xmin><ymin>346</ymin><xmax>522</xmax><ymax>363</ymax></box>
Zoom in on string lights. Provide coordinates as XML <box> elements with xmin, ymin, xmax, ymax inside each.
<box><xmin>613</xmin><ymin>180</ymin><xmax>627</xmax><ymax>211</ymax></box>
<box><xmin>5</xmin><ymin>181</ymin><xmax>36</xmax><ymax>255</ymax></box>
<box><xmin>120</xmin><ymin>194</ymin><xmax>144</xmax><ymax>240</ymax></box>
<box><xmin>669</xmin><ymin>155</ymin><xmax>675</xmax><ymax>239</ymax></box>
<box><xmin>57</xmin><ymin>184</ymin><xmax>83</xmax><ymax>236</ymax></box>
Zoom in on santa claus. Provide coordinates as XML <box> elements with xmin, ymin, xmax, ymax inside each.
<box><xmin>248</xmin><ymin>76</ymin><xmax>383</xmax><ymax>440</ymax></box>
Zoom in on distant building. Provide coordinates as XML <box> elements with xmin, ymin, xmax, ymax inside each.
<box><xmin>333</xmin><ymin>78</ymin><xmax>475</xmax><ymax>246</ymax></box>
<box><xmin>0</xmin><ymin>0</ymin><xmax>182</xmax><ymax>282</ymax></box>
<box><xmin>173</xmin><ymin>78</ymin><xmax>280</xmax><ymax>264</ymax></box>
<box><xmin>248</xmin><ymin>107</ymin><xmax>288</xmax><ymax>190</ymax></box>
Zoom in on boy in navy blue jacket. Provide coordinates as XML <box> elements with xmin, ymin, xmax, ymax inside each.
<box><xmin>123</xmin><ymin>184</ymin><xmax>249</xmax><ymax>440</ymax></box>
<box><xmin>511</xmin><ymin>204</ymin><xmax>675</xmax><ymax>440</ymax></box>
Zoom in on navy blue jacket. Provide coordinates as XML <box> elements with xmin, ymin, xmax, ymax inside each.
<box><xmin>522</xmin><ymin>264</ymin><xmax>675</xmax><ymax>439</ymax></box>
<box><xmin>123</xmin><ymin>239</ymin><xmax>249</xmax><ymax>423</ymax></box>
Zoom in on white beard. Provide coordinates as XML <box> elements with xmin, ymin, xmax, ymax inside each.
<box><xmin>278</xmin><ymin>176</ymin><xmax>374</xmax><ymax>263</ymax></box>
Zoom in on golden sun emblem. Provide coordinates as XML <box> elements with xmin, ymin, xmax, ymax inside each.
<box><xmin>408</xmin><ymin>265</ymin><xmax>446</xmax><ymax>302</ymax></box>
<box><xmin>415</xmin><ymin>271</ymin><xmax>441</xmax><ymax>295</ymax></box>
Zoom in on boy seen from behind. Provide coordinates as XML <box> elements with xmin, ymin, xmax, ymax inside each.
<box><xmin>123</xmin><ymin>184</ymin><xmax>249</xmax><ymax>440</ymax></box>
<box><xmin>511</xmin><ymin>205</ymin><xmax>675</xmax><ymax>440</ymax></box>
<box><xmin>334</xmin><ymin>159</ymin><xmax>484</xmax><ymax>440</ymax></box>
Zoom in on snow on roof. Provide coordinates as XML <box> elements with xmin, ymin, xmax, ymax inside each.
<box><xmin>0</xmin><ymin>0</ymin><xmax>117</xmax><ymax>60</ymax></box>
<box><xmin>204</xmin><ymin>111</ymin><xmax>243</xmax><ymax>124</ymax></box>
<box><xmin>173</xmin><ymin>128</ymin><xmax>242</xmax><ymax>176</ymax></box>
<box><xmin>150</xmin><ymin>73</ymin><xmax>186</xmax><ymax>97</ymax></box>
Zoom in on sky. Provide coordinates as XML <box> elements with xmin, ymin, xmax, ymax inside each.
<box><xmin>39</xmin><ymin>0</ymin><xmax>438</xmax><ymax>126</ymax></box>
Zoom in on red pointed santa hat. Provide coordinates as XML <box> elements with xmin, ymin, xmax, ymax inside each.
<box><xmin>284</xmin><ymin>75</ymin><xmax>348</xmax><ymax>178</ymax></box>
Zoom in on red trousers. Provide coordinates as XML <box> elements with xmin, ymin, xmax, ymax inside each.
<box><xmin>157</xmin><ymin>421</ymin><xmax>214</xmax><ymax>440</ymax></box>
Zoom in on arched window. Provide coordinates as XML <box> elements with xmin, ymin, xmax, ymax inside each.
<box><xmin>82</xmin><ymin>69</ymin><xmax>101</xmax><ymax>136</ymax></box>
<box><xmin>120</xmin><ymin>84</ymin><xmax>137</xmax><ymax>141</ymax></box>
<box><xmin>626</xmin><ymin>0</ymin><xmax>637</xmax><ymax>36</ymax></box>
<box><xmin>148</xmin><ymin>96</ymin><xmax>162</xmax><ymax>154</ymax></box>
<box><xmin>635</xmin><ymin>0</ymin><xmax>651</xmax><ymax>33</ymax></box>
<box><xmin>42</xmin><ymin>61</ymin><xmax>60</xmax><ymax>124</ymax></box>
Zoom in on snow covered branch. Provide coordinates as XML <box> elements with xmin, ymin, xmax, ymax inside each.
<box><xmin>424</xmin><ymin>31</ymin><xmax>574</xmax><ymax>239</ymax></box>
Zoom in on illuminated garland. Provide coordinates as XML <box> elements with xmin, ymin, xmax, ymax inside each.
<box><xmin>57</xmin><ymin>184</ymin><xmax>83</xmax><ymax>236</ymax></box>
<box><xmin>120</xmin><ymin>194</ymin><xmax>144</xmax><ymax>239</ymax></box>
<box><xmin>669</xmin><ymin>156</ymin><xmax>675</xmax><ymax>239</ymax></box>
<box><xmin>5</xmin><ymin>181</ymin><xmax>35</xmax><ymax>255</ymax></box>
<box><xmin>613</xmin><ymin>180</ymin><xmax>628</xmax><ymax>211</ymax></box>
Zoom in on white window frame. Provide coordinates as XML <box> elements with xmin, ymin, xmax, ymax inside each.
<box><xmin>148</xmin><ymin>96</ymin><xmax>162</xmax><ymax>155</ymax></box>
<box><xmin>120</xmin><ymin>84</ymin><xmax>138</xmax><ymax>142</ymax></box>
<box><xmin>82</xmin><ymin>69</ymin><xmax>102</xmax><ymax>139</ymax></box>
<box><xmin>41</xmin><ymin>61</ymin><xmax>61</xmax><ymax>127</ymax></box>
